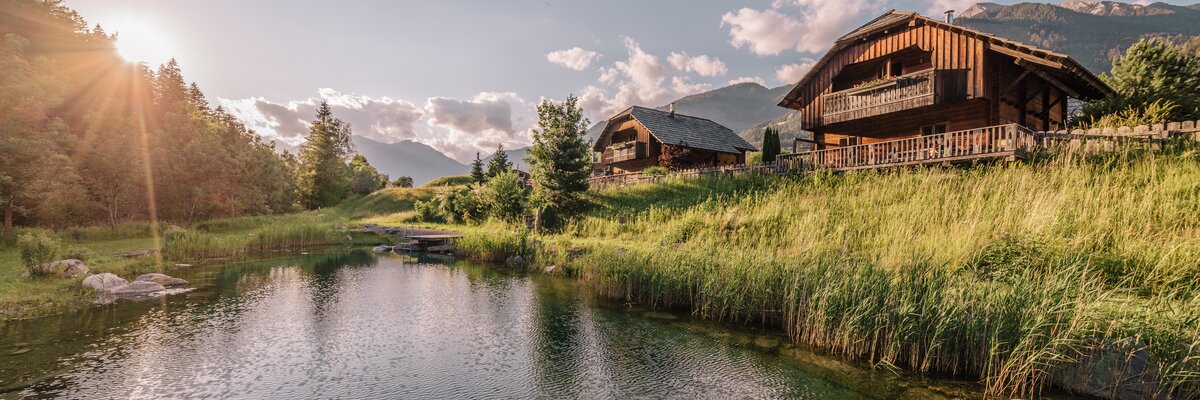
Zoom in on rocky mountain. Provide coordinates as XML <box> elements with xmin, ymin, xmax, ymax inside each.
<box><xmin>350</xmin><ymin>136</ymin><xmax>466</xmax><ymax>186</ymax></box>
<box><xmin>955</xmin><ymin>1</ymin><xmax>1200</xmax><ymax>72</ymax></box>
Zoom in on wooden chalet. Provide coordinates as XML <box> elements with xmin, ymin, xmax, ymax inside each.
<box><xmin>776</xmin><ymin>10</ymin><xmax>1114</xmax><ymax>171</ymax></box>
<box><xmin>592</xmin><ymin>106</ymin><xmax>756</xmax><ymax>175</ymax></box>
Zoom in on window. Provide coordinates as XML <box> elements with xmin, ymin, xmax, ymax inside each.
<box><xmin>920</xmin><ymin>123</ymin><xmax>947</xmax><ymax>136</ymax></box>
<box><xmin>837</xmin><ymin>136</ymin><xmax>861</xmax><ymax>147</ymax></box>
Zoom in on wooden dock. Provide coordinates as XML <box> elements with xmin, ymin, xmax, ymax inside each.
<box><xmin>362</xmin><ymin>224</ymin><xmax>463</xmax><ymax>254</ymax></box>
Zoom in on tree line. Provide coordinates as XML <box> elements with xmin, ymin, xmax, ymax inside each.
<box><xmin>0</xmin><ymin>0</ymin><xmax>390</xmax><ymax>238</ymax></box>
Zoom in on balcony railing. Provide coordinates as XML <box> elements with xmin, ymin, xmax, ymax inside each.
<box><xmin>776</xmin><ymin>124</ymin><xmax>1036</xmax><ymax>172</ymax></box>
<box><xmin>600</xmin><ymin>141</ymin><xmax>645</xmax><ymax>163</ymax></box>
<box><xmin>823</xmin><ymin>69</ymin><xmax>936</xmax><ymax>125</ymax></box>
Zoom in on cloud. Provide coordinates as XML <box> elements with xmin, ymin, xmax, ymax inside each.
<box><xmin>775</xmin><ymin>58</ymin><xmax>817</xmax><ymax>84</ymax></box>
<box><xmin>722</xmin><ymin>0</ymin><xmax>885</xmax><ymax>55</ymax></box>
<box><xmin>546</xmin><ymin>47</ymin><xmax>601</xmax><ymax>71</ymax></box>
<box><xmin>671</xmin><ymin>76</ymin><xmax>711</xmax><ymax>96</ymax></box>
<box><xmin>218</xmin><ymin>89</ymin><xmax>532</xmax><ymax>163</ymax></box>
<box><xmin>667</xmin><ymin>52</ymin><xmax>728</xmax><ymax>77</ymax></box>
<box><xmin>582</xmin><ymin>37</ymin><xmax>671</xmax><ymax>119</ymax></box>
<box><xmin>925</xmin><ymin>0</ymin><xmax>979</xmax><ymax>16</ymax></box>
<box><xmin>727</xmin><ymin>76</ymin><xmax>767</xmax><ymax>86</ymax></box>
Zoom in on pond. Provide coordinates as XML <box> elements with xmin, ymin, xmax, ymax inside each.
<box><xmin>0</xmin><ymin>251</ymin><xmax>985</xmax><ymax>399</ymax></box>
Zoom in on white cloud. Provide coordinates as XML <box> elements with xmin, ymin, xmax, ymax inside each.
<box><xmin>667</xmin><ymin>52</ymin><xmax>728</xmax><ymax>77</ymax></box>
<box><xmin>671</xmin><ymin>76</ymin><xmax>711</xmax><ymax>96</ymax></box>
<box><xmin>722</xmin><ymin>0</ymin><xmax>885</xmax><ymax>55</ymax></box>
<box><xmin>546</xmin><ymin>47</ymin><xmax>601</xmax><ymax>71</ymax></box>
<box><xmin>727</xmin><ymin>76</ymin><xmax>767</xmax><ymax>86</ymax></box>
<box><xmin>775</xmin><ymin>58</ymin><xmax>818</xmax><ymax>84</ymax></box>
<box><xmin>925</xmin><ymin>0</ymin><xmax>979</xmax><ymax>16</ymax></box>
<box><xmin>218</xmin><ymin>89</ymin><xmax>532</xmax><ymax>163</ymax></box>
<box><xmin>581</xmin><ymin>37</ymin><xmax>671</xmax><ymax>119</ymax></box>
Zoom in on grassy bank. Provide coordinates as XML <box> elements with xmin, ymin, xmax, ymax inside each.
<box><xmin>364</xmin><ymin>147</ymin><xmax>1200</xmax><ymax>398</ymax></box>
<box><xmin>0</xmin><ymin>187</ymin><xmax>437</xmax><ymax>320</ymax></box>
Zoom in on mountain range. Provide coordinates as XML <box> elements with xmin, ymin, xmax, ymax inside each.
<box><xmin>332</xmin><ymin>1</ymin><xmax>1198</xmax><ymax>184</ymax></box>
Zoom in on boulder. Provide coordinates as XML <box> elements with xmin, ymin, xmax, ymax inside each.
<box><xmin>27</xmin><ymin>259</ymin><xmax>89</xmax><ymax>278</ymax></box>
<box><xmin>372</xmin><ymin>245</ymin><xmax>393</xmax><ymax>253</ymax></box>
<box><xmin>82</xmin><ymin>273</ymin><xmax>128</xmax><ymax>291</ymax></box>
<box><xmin>109</xmin><ymin>281</ymin><xmax>166</xmax><ymax>296</ymax></box>
<box><xmin>544</xmin><ymin>265</ymin><xmax>557</xmax><ymax>273</ymax></box>
<box><xmin>135</xmin><ymin>273</ymin><xmax>189</xmax><ymax>287</ymax></box>
<box><xmin>505</xmin><ymin>255</ymin><xmax>526</xmax><ymax>268</ymax></box>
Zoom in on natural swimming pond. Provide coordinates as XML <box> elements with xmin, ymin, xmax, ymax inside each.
<box><xmin>0</xmin><ymin>251</ymin><xmax>986</xmax><ymax>399</ymax></box>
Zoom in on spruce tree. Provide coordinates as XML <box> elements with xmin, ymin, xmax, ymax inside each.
<box><xmin>469</xmin><ymin>152</ymin><xmax>486</xmax><ymax>184</ymax></box>
<box><xmin>1082</xmin><ymin>38</ymin><xmax>1200</xmax><ymax>124</ymax></box>
<box><xmin>761</xmin><ymin>126</ymin><xmax>781</xmax><ymax>163</ymax></box>
<box><xmin>297</xmin><ymin>101</ymin><xmax>354</xmax><ymax>208</ymax></box>
<box><xmin>485</xmin><ymin>144</ymin><xmax>511</xmax><ymax>179</ymax></box>
<box><xmin>528</xmin><ymin>95</ymin><xmax>591</xmax><ymax>225</ymax></box>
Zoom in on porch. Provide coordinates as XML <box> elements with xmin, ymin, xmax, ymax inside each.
<box><xmin>776</xmin><ymin>124</ymin><xmax>1036</xmax><ymax>172</ymax></box>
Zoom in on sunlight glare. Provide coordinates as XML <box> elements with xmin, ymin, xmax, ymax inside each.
<box><xmin>113</xmin><ymin>21</ymin><xmax>173</xmax><ymax>65</ymax></box>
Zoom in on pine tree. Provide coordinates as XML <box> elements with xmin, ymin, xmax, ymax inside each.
<box><xmin>469</xmin><ymin>152</ymin><xmax>486</xmax><ymax>184</ymax></box>
<box><xmin>528</xmin><ymin>95</ymin><xmax>591</xmax><ymax>226</ymax></box>
<box><xmin>485</xmin><ymin>144</ymin><xmax>511</xmax><ymax>179</ymax></box>
<box><xmin>761</xmin><ymin>126</ymin><xmax>781</xmax><ymax>163</ymax></box>
<box><xmin>297</xmin><ymin>101</ymin><xmax>354</xmax><ymax>208</ymax></box>
<box><xmin>1082</xmin><ymin>38</ymin><xmax>1200</xmax><ymax>124</ymax></box>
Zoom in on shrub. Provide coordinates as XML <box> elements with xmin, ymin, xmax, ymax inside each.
<box><xmin>17</xmin><ymin>232</ymin><xmax>61</xmax><ymax>276</ymax></box>
<box><xmin>422</xmin><ymin>175</ymin><xmax>473</xmax><ymax>188</ymax></box>
<box><xmin>482</xmin><ymin>171</ymin><xmax>528</xmax><ymax>222</ymax></box>
<box><xmin>642</xmin><ymin>166</ymin><xmax>669</xmax><ymax>176</ymax></box>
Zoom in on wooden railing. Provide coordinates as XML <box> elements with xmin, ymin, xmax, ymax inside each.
<box><xmin>600</xmin><ymin>141</ymin><xmax>643</xmax><ymax>163</ymax></box>
<box><xmin>823</xmin><ymin>69</ymin><xmax>936</xmax><ymax>125</ymax></box>
<box><xmin>776</xmin><ymin>124</ymin><xmax>1035</xmax><ymax>172</ymax></box>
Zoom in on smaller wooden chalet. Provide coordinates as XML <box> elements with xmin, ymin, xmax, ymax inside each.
<box><xmin>592</xmin><ymin>106</ymin><xmax>756</xmax><ymax>175</ymax></box>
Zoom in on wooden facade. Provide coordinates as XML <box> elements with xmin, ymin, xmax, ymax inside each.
<box><xmin>592</xmin><ymin>106</ymin><xmax>753</xmax><ymax>175</ymax></box>
<box><xmin>779</xmin><ymin>11</ymin><xmax>1112</xmax><ymax>151</ymax></box>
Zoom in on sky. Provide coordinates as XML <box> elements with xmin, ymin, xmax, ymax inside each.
<box><xmin>66</xmin><ymin>0</ymin><xmax>1196</xmax><ymax>161</ymax></box>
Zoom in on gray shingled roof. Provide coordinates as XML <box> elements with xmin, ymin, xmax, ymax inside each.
<box><xmin>623</xmin><ymin>106</ymin><xmax>756</xmax><ymax>154</ymax></box>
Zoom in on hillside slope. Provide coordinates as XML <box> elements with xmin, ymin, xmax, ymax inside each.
<box><xmin>957</xmin><ymin>1</ymin><xmax>1200</xmax><ymax>72</ymax></box>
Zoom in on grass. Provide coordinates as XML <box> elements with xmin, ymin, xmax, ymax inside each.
<box><xmin>0</xmin><ymin>187</ymin><xmax>439</xmax><ymax>321</ymax></box>
<box><xmin>366</xmin><ymin>146</ymin><xmax>1200</xmax><ymax>398</ymax></box>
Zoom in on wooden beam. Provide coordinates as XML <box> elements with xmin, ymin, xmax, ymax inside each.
<box><xmin>1004</xmin><ymin>69</ymin><xmax>1032</xmax><ymax>95</ymax></box>
<box><xmin>1016</xmin><ymin>60</ymin><xmax>1082</xmax><ymax>99</ymax></box>
<box><xmin>991</xmin><ymin>44</ymin><xmax>1063</xmax><ymax>69</ymax></box>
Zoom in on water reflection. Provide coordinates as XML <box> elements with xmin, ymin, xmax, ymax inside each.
<box><xmin>1</xmin><ymin>252</ymin><xmax>968</xmax><ymax>399</ymax></box>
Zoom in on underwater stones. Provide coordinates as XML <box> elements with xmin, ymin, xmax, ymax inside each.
<box><xmin>135</xmin><ymin>273</ymin><xmax>189</xmax><ymax>287</ymax></box>
<box><xmin>505</xmin><ymin>255</ymin><xmax>526</xmax><ymax>268</ymax></box>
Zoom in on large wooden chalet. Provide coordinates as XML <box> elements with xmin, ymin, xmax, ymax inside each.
<box><xmin>592</xmin><ymin>106</ymin><xmax>756</xmax><ymax>175</ymax></box>
<box><xmin>777</xmin><ymin>10</ymin><xmax>1114</xmax><ymax>171</ymax></box>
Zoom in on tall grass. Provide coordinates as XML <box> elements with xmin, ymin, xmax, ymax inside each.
<box><xmin>452</xmin><ymin>146</ymin><xmax>1200</xmax><ymax>397</ymax></box>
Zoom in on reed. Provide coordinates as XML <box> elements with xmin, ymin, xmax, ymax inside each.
<box><xmin>447</xmin><ymin>146</ymin><xmax>1200</xmax><ymax>397</ymax></box>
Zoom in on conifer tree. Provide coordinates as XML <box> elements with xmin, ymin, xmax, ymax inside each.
<box><xmin>469</xmin><ymin>152</ymin><xmax>486</xmax><ymax>184</ymax></box>
<box><xmin>761</xmin><ymin>126</ymin><xmax>780</xmax><ymax>163</ymax></box>
<box><xmin>1082</xmin><ymin>38</ymin><xmax>1200</xmax><ymax>124</ymax></box>
<box><xmin>485</xmin><ymin>145</ymin><xmax>511</xmax><ymax>179</ymax></box>
<box><xmin>528</xmin><ymin>95</ymin><xmax>591</xmax><ymax>225</ymax></box>
<box><xmin>297</xmin><ymin>101</ymin><xmax>354</xmax><ymax>208</ymax></box>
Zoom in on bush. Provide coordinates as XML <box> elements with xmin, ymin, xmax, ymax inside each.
<box><xmin>482</xmin><ymin>171</ymin><xmax>528</xmax><ymax>222</ymax></box>
<box><xmin>642</xmin><ymin>166</ymin><xmax>669</xmax><ymax>176</ymax></box>
<box><xmin>17</xmin><ymin>232</ymin><xmax>61</xmax><ymax>276</ymax></box>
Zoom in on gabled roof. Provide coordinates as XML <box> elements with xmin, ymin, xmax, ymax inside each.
<box><xmin>594</xmin><ymin>106</ymin><xmax>757</xmax><ymax>154</ymax></box>
<box><xmin>778</xmin><ymin>10</ymin><xmax>1114</xmax><ymax>109</ymax></box>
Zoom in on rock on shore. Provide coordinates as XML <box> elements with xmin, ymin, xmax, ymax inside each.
<box><xmin>135</xmin><ymin>273</ymin><xmax>189</xmax><ymax>287</ymax></box>
<box><xmin>82</xmin><ymin>273</ymin><xmax>128</xmax><ymax>291</ymax></box>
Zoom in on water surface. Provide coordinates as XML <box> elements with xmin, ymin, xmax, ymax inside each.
<box><xmin>1</xmin><ymin>251</ymin><xmax>980</xmax><ymax>399</ymax></box>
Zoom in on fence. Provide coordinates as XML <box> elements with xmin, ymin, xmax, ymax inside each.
<box><xmin>586</xmin><ymin>119</ymin><xmax>1200</xmax><ymax>189</ymax></box>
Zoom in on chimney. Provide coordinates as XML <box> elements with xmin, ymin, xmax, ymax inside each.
<box><xmin>944</xmin><ymin>9</ymin><xmax>955</xmax><ymax>23</ymax></box>
<box><xmin>669</xmin><ymin>102</ymin><xmax>676</xmax><ymax>117</ymax></box>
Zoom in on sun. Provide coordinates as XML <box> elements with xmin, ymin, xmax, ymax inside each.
<box><xmin>113</xmin><ymin>21</ymin><xmax>173</xmax><ymax>65</ymax></box>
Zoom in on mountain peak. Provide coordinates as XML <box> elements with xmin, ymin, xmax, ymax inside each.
<box><xmin>1060</xmin><ymin>0</ymin><xmax>1179</xmax><ymax>16</ymax></box>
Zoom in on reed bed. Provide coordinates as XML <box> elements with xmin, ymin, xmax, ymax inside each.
<box><xmin>453</xmin><ymin>146</ymin><xmax>1200</xmax><ymax>398</ymax></box>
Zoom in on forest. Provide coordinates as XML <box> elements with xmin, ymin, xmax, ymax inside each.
<box><xmin>0</xmin><ymin>0</ymin><xmax>390</xmax><ymax>239</ymax></box>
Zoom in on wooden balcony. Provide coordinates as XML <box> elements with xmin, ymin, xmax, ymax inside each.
<box><xmin>776</xmin><ymin>124</ymin><xmax>1036</xmax><ymax>172</ymax></box>
<box><xmin>823</xmin><ymin>69</ymin><xmax>936</xmax><ymax>125</ymax></box>
<box><xmin>599</xmin><ymin>141</ymin><xmax>645</xmax><ymax>163</ymax></box>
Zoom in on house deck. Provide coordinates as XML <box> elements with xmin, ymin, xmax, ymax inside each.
<box><xmin>775</xmin><ymin>123</ymin><xmax>1036</xmax><ymax>172</ymax></box>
